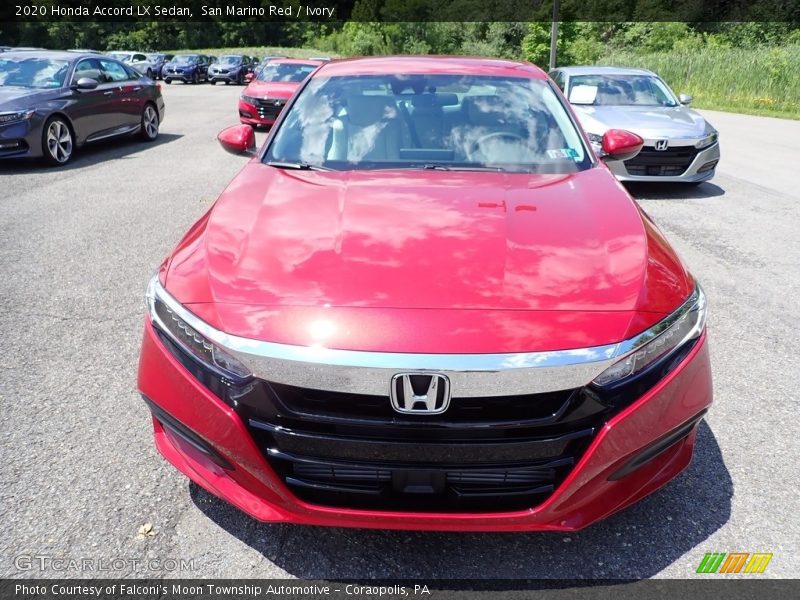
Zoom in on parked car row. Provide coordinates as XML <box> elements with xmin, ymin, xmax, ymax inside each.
<box><xmin>0</xmin><ymin>48</ymin><xmax>719</xmax><ymax>184</ymax></box>
<box><xmin>232</xmin><ymin>57</ymin><xmax>719</xmax><ymax>184</ymax></box>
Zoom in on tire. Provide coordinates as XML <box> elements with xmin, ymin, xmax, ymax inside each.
<box><xmin>165</xmin><ymin>79</ymin><xmax>172</xmax><ymax>84</ymax></box>
<box><xmin>140</xmin><ymin>103</ymin><xmax>159</xmax><ymax>142</ymax></box>
<box><xmin>192</xmin><ymin>71</ymin><xmax>199</xmax><ymax>85</ymax></box>
<box><xmin>41</xmin><ymin>116</ymin><xmax>74</xmax><ymax>166</ymax></box>
<box><xmin>146</xmin><ymin>69</ymin><xmax>153</xmax><ymax>78</ymax></box>
<box><xmin>210</xmin><ymin>80</ymin><xmax>217</xmax><ymax>85</ymax></box>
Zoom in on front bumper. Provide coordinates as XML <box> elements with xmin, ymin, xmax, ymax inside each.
<box><xmin>138</xmin><ymin>318</ymin><xmax>713</xmax><ymax>531</ymax></box>
<box><xmin>209</xmin><ymin>71</ymin><xmax>242</xmax><ymax>83</ymax></box>
<box><xmin>163</xmin><ymin>70</ymin><xmax>197</xmax><ymax>83</ymax></box>
<box><xmin>238</xmin><ymin>98</ymin><xmax>286</xmax><ymax>127</ymax></box>
<box><xmin>608</xmin><ymin>141</ymin><xmax>720</xmax><ymax>183</ymax></box>
<box><xmin>0</xmin><ymin>114</ymin><xmax>46</xmax><ymax>159</ymax></box>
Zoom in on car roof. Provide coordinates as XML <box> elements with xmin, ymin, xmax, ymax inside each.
<box><xmin>315</xmin><ymin>55</ymin><xmax>547</xmax><ymax>79</ymax></box>
<box><xmin>555</xmin><ymin>65</ymin><xmax>656</xmax><ymax>76</ymax></box>
<box><xmin>0</xmin><ymin>50</ymin><xmax>89</xmax><ymax>61</ymax></box>
<box><xmin>269</xmin><ymin>58</ymin><xmax>324</xmax><ymax>66</ymax></box>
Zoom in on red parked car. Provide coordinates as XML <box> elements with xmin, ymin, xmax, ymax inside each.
<box><xmin>238</xmin><ymin>58</ymin><xmax>322</xmax><ymax>128</ymax></box>
<box><xmin>138</xmin><ymin>57</ymin><xmax>712</xmax><ymax>531</ymax></box>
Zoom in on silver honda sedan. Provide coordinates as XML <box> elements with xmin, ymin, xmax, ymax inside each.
<box><xmin>550</xmin><ymin>66</ymin><xmax>720</xmax><ymax>183</ymax></box>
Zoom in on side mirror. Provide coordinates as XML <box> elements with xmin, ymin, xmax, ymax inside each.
<box><xmin>218</xmin><ymin>125</ymin><xmax>256</xmax><ymax>156</ymax></box>
<box><xmin>244</xmin><ymin>72</ymin><xmax>254</xmax><ymax>82</ymax></box>
<box><xmin>71</xmin><ymin>77</ymin><xmax>98</xmax><ymax>91</ymax></box>
<box><xmin>678</xmin><ymin>93</ymin><xmax>693</xmax><ymax>105</ymax></box>
<box><xmin>600</xmin><ymin>129</ymin><xmax>644</xmax><ymax>162</ymax></box>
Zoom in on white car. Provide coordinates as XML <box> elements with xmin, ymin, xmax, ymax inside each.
<box><xmin>106</xmin><ymin>52</ymin><xmax>156</xmax><ymax>78</ymax></box>
<box><xmin>550</xmin><ymin>66</ymin><xmax>720</xmax><ymax>184</ymax></box>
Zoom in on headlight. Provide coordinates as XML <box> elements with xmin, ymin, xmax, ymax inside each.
<box><xmin>241</xmin><ymin>95</ymin><xmax>258</xmax><ymax>105</ymax></box>
<box><xmin>696</xmin><ymin>132</ymin><xmax>718</xmax><ymax>149</ymax></box>
<box><xmin>0</xmin><ymin>110</ymin><xmax>35</xmax><ymax>125</ymax></box>
<box><xmin>146</xmin><ymin>276</ymin><xmax>252</xmax><ymax>381</ymax></box>
<box><xmin>592</xmin><ymin>285</ymin><xmax>707</xmax><ymax>387</ymax></box>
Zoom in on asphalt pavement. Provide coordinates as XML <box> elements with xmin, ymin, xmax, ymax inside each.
<box><xmin>1</xmin><ymin>84</ymin><xmax>798</xmax><ymax>580</ymax></box>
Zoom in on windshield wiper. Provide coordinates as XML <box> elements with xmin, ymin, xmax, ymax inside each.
<box><xmin>266</xmin><ymin>161</ymin><xmax>331</xmax><ymax>171</ymax></box>
<box><xmin>421</xmin><ymin>164</ymin><xmax>506</xmax><ymax>172</ymax></box>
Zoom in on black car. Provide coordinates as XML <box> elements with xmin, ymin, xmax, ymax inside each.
<box><xmin>0</xmin><ymin>51</ymin><xmax>165</xmax><ymax>165</ymax></box>
<box><xmin>208</xmin><ymin>54</ymin><xmax>252</xmax><ymax>85</ymax></box>
<box><xmin>162</xmin><ymin>54</ymin><xmax>209</xmax><ymax>84</ymax></box>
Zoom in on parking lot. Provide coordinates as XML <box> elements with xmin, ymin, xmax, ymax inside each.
<box><xmin>1</xmin><ymin>82</ymin><xmax>798</xmax><ymax>579</ymax></box>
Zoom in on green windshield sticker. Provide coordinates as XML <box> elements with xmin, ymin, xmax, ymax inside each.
<box><xmin>547</xmin><ymin>148</ymin><xmax>579</xmax><ymax>159</ymax></box>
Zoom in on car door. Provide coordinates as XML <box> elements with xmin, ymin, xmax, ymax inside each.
<box><xmin>67</xmin><ymin>58</ymin><xmax>118</xmax><ymax>142</ymax></box>
<box><xmin>98</xmin><ymin>58</ymin><xmax>142</xmax><ymax>130</ymax></box>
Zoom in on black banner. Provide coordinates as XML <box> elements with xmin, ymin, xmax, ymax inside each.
<box><xmin>2</xmin><ymin>580</ymin><xmax>800</xmax><ymax>600</ymax></box>
<box><xmin>1</xmin><ymin>0</ymin><xmax>799</xmax><ymax>23</ymax></box>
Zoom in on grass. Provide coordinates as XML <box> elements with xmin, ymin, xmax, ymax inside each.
<box><xmin>597</xmin><ymin>45</ymin><xmax>800</xmax><ymax>120</ymax></box>
<box><xmin>166</xmin><ymin>46</ymin><xmax>336</xmax><ymax>59</ymax></box>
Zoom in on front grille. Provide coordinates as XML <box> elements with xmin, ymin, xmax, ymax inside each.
<box><xmin>253</xmin><ymin>98</ymin><xmax>286</xmax><ymax>121</ymax></box>
<box><xmin>269</xmin><ymin>382</ymin><xmax>573</xmax><ymax>425</ymax></box>
<box><xmin>235</xmin><ymin>380</ymin><xmax>612</xmax><ymax>512</ymax></box>
<box><xmin>624</xmin><ymin>144</ymin><xmax>700</xmax><ymax>177</ymax></box>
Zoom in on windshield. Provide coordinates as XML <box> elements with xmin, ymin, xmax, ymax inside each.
<box><xmin>256</xmin><ymin>62</ymin><xmax>317</xmax><ymax>83</ymax></box>
<box><xmin>107</xmin><ymin>53</ymin><xmax>132</xmax><ymax>62</ymax></box>
<box><xmin>569</xmin><ymin>74</ymin><xmax>678</xmax><ymax>107</ymax></box>
<box><xmin>218</xmin><ymin>55</ymin><xmax>242</xmax><ymax>66</ymax></box>
<box><xmin>172</xmin><ymin>55</ymin><xmax>197</xmax><ymax>65</ymax></box>
<box><xmin>266</xmin><ymin>74</ymin><xmax>590</xmax><ymax>173</ymax></box>
<box><xmin>0</xmin><ymin>57</ymin><xmax>70</xmax><ymax>89</ymax></box>
<box><xmin>146</xmin><ymin>54</ymin><xmax>164</xmax><ymax>61</ymax></box>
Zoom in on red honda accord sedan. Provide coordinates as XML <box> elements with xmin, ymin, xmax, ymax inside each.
<box><xmin>238</xmin><ymin>58</ymin><xmax>322</xmax><ymax>128</ymax></box>
<box><xmin>138</xmin><ymin>57</ymin><xmax>712</xmax><ymax>531</ymax></box>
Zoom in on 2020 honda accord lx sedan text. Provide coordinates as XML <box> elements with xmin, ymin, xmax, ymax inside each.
<box><xmin>138</xmin><ymin>57</ymin><xmax>712</xmax><ymax>531</ymax></box>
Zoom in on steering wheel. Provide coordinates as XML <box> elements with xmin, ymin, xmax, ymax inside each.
<box><xmin>467</xmin><ymin>131</ymin><xmax>526</xmax><ymax>162</ymax></box>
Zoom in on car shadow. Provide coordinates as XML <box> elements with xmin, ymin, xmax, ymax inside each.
<box><xmin>624</xmin><ymin>182</ymin><xmax>726</xmax><ymax>200</ymax></box>
<box><xmin>189</xmin><ymin>420</ymin><xmax>731</xmax><ymax>581</ymax></box>
<box><xmin>0</xmin><ymin>133</ymin><xmax>183</xmax><ymax>174</ymax></box>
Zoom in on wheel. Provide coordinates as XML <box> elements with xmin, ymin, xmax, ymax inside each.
<box><xmin>165</xmin><ymin>79</ymin><xmax>172</xmax><ymax>84</ymax></box>
<box><xmin>42</xmin><ymin>116</ymin><xmax>74</xmax><ymax>166</ymax></box>
<box><xmin>140</xmin><ymin>103</ymin><xmax>159</xmax><ymax>142</ymax></box>
<box><xmin>210</xmin><ymin>80</ymin><xmax>217</xmax><ymax>85</ymax></box>
<box><xmin>146</xmin><ymin>69</ymin><xmax>153</xmax><ymax>78</ymax></box>
<box><xmin>192</xmin><ymin>71</ymin><xmax>199</xmax><ymax>85</ymax></box>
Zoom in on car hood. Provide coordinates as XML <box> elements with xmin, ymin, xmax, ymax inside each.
<box><xmin>164</xmin><ymin>164</ymin><xmax>692</xmax><ymax>352</ymax></box>
<box><xmin>0</xmin><ymin>86</ymin><xmax>56</xmax><ymax>110</ymax></box>
<box><xmin>243</xmin><ymin>80</ymin><xmax>300</xmax><ymax>98</ymax></box>
<box><xmin>573</xmin><ymin>104</ymin><xmax>709</xmax><ymax>139</ymax></box>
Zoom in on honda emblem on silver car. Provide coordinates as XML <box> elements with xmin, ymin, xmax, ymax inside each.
<box><xmin>390</xmin><ymin>373</ymin><xmax>451</xmax><ymax>414</ymax></box>
<box><xmin>654</xmin><ymin>139</ymin><xmax>669</xmax><ymax>151</ymax></box>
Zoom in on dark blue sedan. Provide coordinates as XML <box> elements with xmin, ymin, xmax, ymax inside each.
<box><xmin>0</xmin><ymin>51</ymin><xmax>165</xmax><ymax>165</ymax></box>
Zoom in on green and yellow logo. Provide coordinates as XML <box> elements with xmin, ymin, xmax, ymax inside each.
<box><xmin>697</xmin><ymin>552</ymin><xmax>773</xmax><ymax>574</ymax></box>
